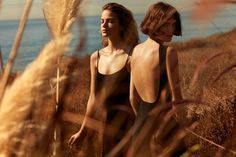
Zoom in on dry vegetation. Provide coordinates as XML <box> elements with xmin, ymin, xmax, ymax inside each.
<box><xmin>0</xmin><ymin>0</ymin><xmax>236</xmax><ymax>156</ymax></box>
<box><xmin>173</xmin><ymin>28</ymin><xmax>236</xmax><ymax>157</ymax></box>
<box><xmin>32</xmin><ymin>28</ymin><xmax>236</xmax><ymax>157</ymax></box>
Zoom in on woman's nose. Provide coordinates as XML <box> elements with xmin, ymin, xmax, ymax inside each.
<box><xmin>101</xmin><ymin>21</ymin><xmax>108</xmax><ymax>28</ymax></box>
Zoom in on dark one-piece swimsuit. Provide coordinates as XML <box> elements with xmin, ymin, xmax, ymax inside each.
<box><xmin>95</xmin><ymin>49</ymin><xmax>135</xmax><ymax>156</ymax></box>
<box><xmin>132</xmin><ymin>45</ymin><xmax>185</xmax><ymax>156</ymax></box>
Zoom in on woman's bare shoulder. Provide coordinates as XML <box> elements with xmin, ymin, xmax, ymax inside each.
<box><xmin>133</xmin><ymin>43</ymin><xmax>142</xmax><ymax>52</ymax></box>
<box><xmin>133</xmin><ymin>42</ymin><xmax>158</xmax><ymax>54</ymax></box>
<box><xmin>90</xmin><ymin>50</ymin><xmax>99</xmax><ymax>67</ymax></box>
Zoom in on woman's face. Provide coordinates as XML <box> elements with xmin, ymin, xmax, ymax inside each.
<box><xmin>100</xmin><ymin>10</ymin><xmax>122</xmax><ymax>39</ymax></box>
<box><xmin>151</xmin><ymin>16</ymin><xmax>177</xmax><ymax>43</ymax></box>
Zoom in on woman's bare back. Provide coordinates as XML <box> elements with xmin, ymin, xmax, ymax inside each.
<box><xmin>131</xmin><ymin>38</ymin><xmax>162</xmax><ymax>103</ymax></box>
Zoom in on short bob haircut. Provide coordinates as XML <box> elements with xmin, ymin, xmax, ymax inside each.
<box><xmin>141</xmin><ymin>2</ymin><xmax>182</xmax><ymax>37</ymax></box>
<box><xmin>101</xmin><ymin>3</ymin><xmax>139</xmax><ymax>48</ymax></box>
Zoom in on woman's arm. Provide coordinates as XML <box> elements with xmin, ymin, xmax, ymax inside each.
<box><xmin>79</xmin><ymin>52</ymin><xmax>98</xmax><ymax>130</ymax></box>
<box><xmin>166</xmin><ymin>47</ymin><xmax>183</xmax><ymax>101</ymax></box>
<box><xmin>129</xmin><ymin>70</ymin><xmax>140</xmax><ymax>116</ymax></box>
<box><xmin>68</xmin><ymin>52</ymin><xmax>98</xmax><ymax>146</ymax></box>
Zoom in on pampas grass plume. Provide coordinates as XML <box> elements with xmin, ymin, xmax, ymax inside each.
<box><xmin>0</xmin><ymin>34</ymin><xmax>71</xmax><ymax>154</ymax></box>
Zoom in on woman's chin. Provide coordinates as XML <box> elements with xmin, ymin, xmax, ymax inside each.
<box><xmin>101</xmin><ymin>33</ymin><xmax>109</xmax><ymax>37</ymax></box>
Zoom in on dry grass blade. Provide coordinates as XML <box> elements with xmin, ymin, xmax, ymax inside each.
<box><xmin>0</xmin><ymin>34</ymin><xmax>71</xmax><ymax>154</ymax></box>
<box><xmin>0</xmin><ymin>47</ymin><xmax>3</xmax><ymax>75</ymax></box>
<box><xmin>186</xmin><ymin>128</ymin><xmax>236</xmax><ymax>155</ymax></box>
<box><xmin>124</xmin><ymin>100</ymin><xmax>193</xmax><ymax>157</ymax></box>
<box><xmin>212</xmin><ymin>62</ymin><xmax>236</xmax><ymax>85</ymax></box>
<box><xmin>0</xmin><ymin>0</ymin><xmax>33</xmax><ymax>104</ymax></box>
<box><xmin>190</xmin><ymin>51</ymin><xmax>230</xmax><ymax>86</ymax></box>
<box><xmin>160</xmin><ymin>122</ymin><xmax>198</xmax><ymax>157</ymax></box>
<box><xmin>106</xmin><ymin>102</ymin><xmax>167</xmax><ymax>156</ymax></box>
<box><xmin>109</xmin><ymin>100</ymin><xmax>198</xmax><ymax>157</ymax></box>
<box><xmin>150</xmin><ymin>99</ymin><xmax>208</xmax><ymax>116</ymax></box>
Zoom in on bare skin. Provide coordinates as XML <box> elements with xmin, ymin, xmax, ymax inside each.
<box><xmin>68</xmin><ymin>9</ymin><xmax>132</xmax><ymax>146</ymax></box>
<box><xmin>130</xmin><ymin>17</ymin><xmax>182</xmax><ymax>114</ymax></box>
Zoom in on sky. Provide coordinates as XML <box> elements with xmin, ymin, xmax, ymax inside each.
<box><xmin>0</xmin><ymin>0</ymin><xmax>194</xmax><ymax>20</ymax></box>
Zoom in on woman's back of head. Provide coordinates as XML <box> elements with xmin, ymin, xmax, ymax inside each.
<box><xmin>140</xmin><ymin>2</ymin><xmax>182</xmax><ymax>37</ymax></box>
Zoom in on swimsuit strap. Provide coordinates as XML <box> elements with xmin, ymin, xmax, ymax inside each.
<box><xmin>124</xmin><ymin>47</ymin><xmax>133</xmax><ymax>65</ymax></box>
<box><xmin>97</xmin><ymin>48</ymin><xmax>132</xmax><ymax>73</ymax></box>
<box><xmin>97</xmin><ymin>49</ymin><xmax>100</xmax><ymax>70</ymax></box>
<box><xmin>154</xmin><ymin>44</ymin><xmax>168</xmax><ymax>103</ymax></box>
<box><xmin>159</xmin><ymin>44</ymin><xmax>168</xmax><ymax>76</ymax></box>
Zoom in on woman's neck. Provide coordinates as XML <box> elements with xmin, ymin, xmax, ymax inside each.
<box><xmin>106</xmin><ymin>40</ymin><xmax>126</xmax><ymax>54</ymax></box>
<box><xmin>148</xmin><ymin>37</ymin><xmax>164</xmax><ymax>45</ymax></box>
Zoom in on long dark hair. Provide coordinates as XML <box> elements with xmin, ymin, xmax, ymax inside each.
<box><xmin>101</xmin><ymin>3</ymin><xmax>139</xmax><ymax>48</ymax></box>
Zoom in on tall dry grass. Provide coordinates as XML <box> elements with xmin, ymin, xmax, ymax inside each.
<box><xmin>0</xmin><ymin>47</ymin><xmax>4</xmax><ymax>75</ymax></box>
<box><xmin>174</xmin><ymin>28</ymin><xmax>236</xmax><ymax>156</ymax></box>
<box><xmin>0</xmin><ymin>0</ymin><xmax>33</xmax><ymax>103</ymax></box>
<box><xmin>0</xmin><ymin>0</ymin><xmax>81</xmax><ymax>156</ymax></box>
<box><xmin>0</xmin><ymin>34</ymin><xmax>71</xmax><ymax>156</ymax></box>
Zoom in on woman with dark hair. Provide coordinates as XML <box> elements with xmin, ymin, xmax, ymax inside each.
<box><xmin>69</xmin><ymin>2</ymin><xmax>139</xmax><ymax>156</ymax></box>
<box><xmin>130</xmin><ymin>2</ymin><xmax>183</xmax><ymax>156</ymax></box>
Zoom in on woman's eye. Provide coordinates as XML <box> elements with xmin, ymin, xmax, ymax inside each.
<box><xmin>109</xmin><ymin>19</ymin><xmax>114</xmax><ymax>23</ymax></box>
<box><xmin>162</xmin><ymin>23</ymin><xmax>169</xmax><ymax>27</ymax></box>
<box><xmin>101</xmin><ymin>19</ymin><xmax>104</xmax><ymax>24</ymax></box>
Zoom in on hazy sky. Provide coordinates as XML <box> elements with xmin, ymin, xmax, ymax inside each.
<box><xmin>0</xmin><ymin>0</ymin><xmax>194</xmax><ymax>20</ymax></box>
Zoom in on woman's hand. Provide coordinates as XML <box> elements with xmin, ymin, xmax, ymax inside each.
<box><xmin>68</xmin><ymin>129</ymin><xmax>85</xmax><ymax>146</ymax></box>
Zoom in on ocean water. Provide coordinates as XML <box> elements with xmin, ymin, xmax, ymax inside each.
<box><xmin>0</xmin><ymin>9</ymin><xmax>235</xmax><ymax>71</ymax></box>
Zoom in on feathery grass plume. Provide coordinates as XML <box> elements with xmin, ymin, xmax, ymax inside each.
<box><xmin>0</xmin><ymin>34</ymin><xmax>71</xmax><ymax>155</ymax></box>
<box><xmin>43</xmin><ymin>0</ymin><xmax>81</xmax><ymax>38</ymax></box>
<box><xmin>43</xmin><ymin>1</ymin><xmax>82</xmax><ymax>155</ymax></box>
<box><xmin>42</xmin><ymin>0</ymin><xmax>82</xmax><ymax>114</ymax></box>
<box><xmin>0</xmin><ymin>0</ymin><xmax>80</xmax><ymax>154</ymax></box>
<box><xmin>0</xmin><ymin>0</ymin><xmax>33</xmax><ymax>103</ymax></box>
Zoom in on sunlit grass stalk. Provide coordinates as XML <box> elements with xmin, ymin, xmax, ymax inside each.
<box><xmin>43</xmin><ymin>1</ymin><xmax>81</xmax><ymax>156</ymax></box>
<box><xmin>52</xmin><ymin>58</ymin><xmax>60</xmax><ymax>156</ymax></box>
<box><xmin>0</xmin><ymin>0</ymin><xmax>33</xmax><ymax>103</ymax></box>
<box><xmin>108</xmin><ymin>99</ymin><xmax>203</xmax><ymax>157</ymax></box>
<box><xmin>215</xmin><ymin>138</ymin><xmax>235</xmax><ymax>157</ymax></box>
<box><xmin>160</xmin><ymin>122</ymin><xmax>198</xmax><ymax>157</ymax></box>
<box><xmin>0</xmin><ymin>47</ymin><xmax>3</xmax><ymax>75</ymax></box>
<box><xmin>185</xmin><ymin>128</ymin><xmax>236</xmax><ymax>156</ymax></box>
<box><xmin>212</xmin><ymin>62</ymin><xmax>236</xmax><ymax>85</ymax></box>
